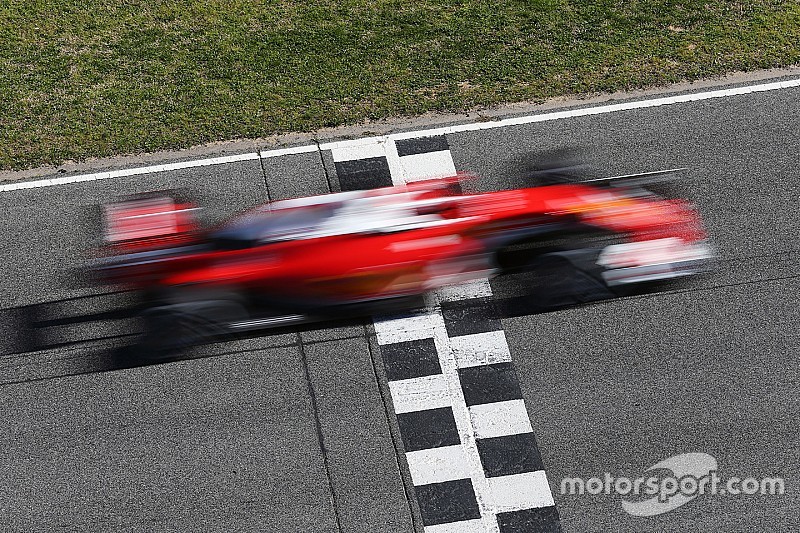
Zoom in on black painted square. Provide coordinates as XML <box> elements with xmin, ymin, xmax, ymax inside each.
<box><xmin>441</xmin><ymin>297</ymin><xmax>501</xmax><ymax>338</ymax></box>
<box><xmin>458</xmin><ymin>362</ymin><xmax>523</xmax><ymax>406</ymax></box>
<box><xmin>498</xmin><ymin>506</ymin><xmax>562</xmax><ymax>533</ymax></box>
<box><xmin>395</xmin><ymin>135</ymin><xmax>450</xmax><ymax>157</ymax></box>
<box><xmin>415</xmin><ymin>478</ymin><xmax>481</xmax><ymax>526</ymax></box>
<box><xmin>476</xmin><ymin>432</ymin><xmax>544</xmax><ymax>478</ymax></box>
<box><xmin>381</xmin><ymin>338</ymin><xmax>441</xmax><ymax>382</ymax></box>
<box><xmin>397</xmin><ymin>407</ymin><xmax>460</xmax><ymax>452</ymax></box>
<box><xmin>335</xmin><ymin>156</ymin><xmax>393</xmax><ymax>191</ymax></box>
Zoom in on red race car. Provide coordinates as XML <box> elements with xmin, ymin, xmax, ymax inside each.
<box><xmin>91</xmin><ymin>170</ymin><xmax>712</xmax><ymax>357</ymax></box>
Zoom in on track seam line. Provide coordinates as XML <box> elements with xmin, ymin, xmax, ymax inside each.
<box><xmin>257</xmin><ymin>148</ymin><xmax>274</xmax><ymax>202</ymax></box>
<box><xmin>296</xmin><ymin>331</ymin><xmax>345</xmax><ymax>533</ymax></box>
<box><xmin>316</xmin><ymin>139</ymin><xmax>337</xmax><ymax>194</ymax></box>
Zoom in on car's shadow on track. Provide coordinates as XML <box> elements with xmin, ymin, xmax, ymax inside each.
<box><xmin>0</xmin><ymin>293</ymin><xmax>373</xmax><ymax>377</ymax></box>
<box><xmin>97</xmin><ymin>316</ymin><xmax>371</xmax><ymax>371</ymax></box>
<box><xmin>1</xmin><ymin>272</ymin><xmax>697</xmax><ymax>380</ymax></box>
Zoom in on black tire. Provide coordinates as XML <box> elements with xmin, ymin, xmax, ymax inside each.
<box><xmin>527</xmin><ymin>252</ymin><xmax>616</xmax><ymax>309</ymax></box>
<box><xmin>133</xmin><ymin>299</ymin><xmax>248</xmax><ymax>361</ymax></box>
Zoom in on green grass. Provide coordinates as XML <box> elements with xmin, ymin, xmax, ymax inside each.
<box><xmin>1</xmin><ymin>0</ymin><xmax>798</xmax><ymax>170</ymax></box>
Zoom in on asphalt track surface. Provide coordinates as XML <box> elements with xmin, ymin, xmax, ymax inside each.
<box><xmin>0</xmin><ymin>74</ymin><xmax>798</xmax><ymax>532</ymax></box>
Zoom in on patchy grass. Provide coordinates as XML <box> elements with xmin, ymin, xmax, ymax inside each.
<box><xmin>1</xmin><ymin>0</ymin><xmax>798</xmax><ymax>169</ymax></box>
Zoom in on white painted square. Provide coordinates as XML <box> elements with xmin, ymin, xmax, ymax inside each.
<box><xmin>449</xmin><ymin>331</ymin><xmax>512</xmax><ymax>368</ymax></box>
<box><xmin>485</xmin><ymin>471</ymin><xmax>555</xmax><ymax>512</ymax></box>
<box><xmin>400</xmin><ymin>150</ymin><xmax>458</xmax><ymax>182</ymax></box>
<box><xmin>388</xmin><ymin>374</ymin><xmax>451</xmax><ymax>414</ymax></box>
<box><xmin>374</xmin><ymin>312</ymin><xmax>443</xmax><ymax>345</ymax></box>
<box><xmin>424</xmin><ymin>519</ymin><xmax>487</xmax><ymax>533</ymax></box>
<box><xmin>469</xmin><ymin>400</ymin><xmax>533</xmax><ymax>439</ymax></box>
<box><xmin>331</xmin><ymin>141</ymin><xmax>387</xmax><ymax>162</ymax></box>
<box><xmin>434</xmin><ymin>278</ymin><xmax>493</xmax><ymax>303</ymax></box>
<box><xmin>406</xmin><ymin>445</ymin><xmax>471</xmax><ymax>485</ymax></box>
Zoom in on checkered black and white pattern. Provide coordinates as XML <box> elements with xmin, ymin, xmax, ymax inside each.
<box><xmin>330</xmin><ymin>136</ymin><xmax>561</xmax><ymax>533</ymax></box>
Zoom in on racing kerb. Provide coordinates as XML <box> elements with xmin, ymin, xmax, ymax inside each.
<box><xmin>331</xmin><ymin>137</ymin><xmax>561</xmax><ymax>533</ymax></box>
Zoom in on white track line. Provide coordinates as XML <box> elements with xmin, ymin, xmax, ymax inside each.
<box><xmin>2</xmin><ymin>77</ymin><xmax>798</xmax><ymax>193</ymax></box>
<box><xmin>0</xmin><ymin>153</ymin><xmax>260</xmax><ymax>192</ymax></box>
<box><xmin>259</xmin><ymin>145</ymin><xmax>318</xmax><ymax>158</ymax></box>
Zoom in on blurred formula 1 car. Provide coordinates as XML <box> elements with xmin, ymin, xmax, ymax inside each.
<box><xmin>91</xmin><ymin>170</ymin><xmax>712</xmax><ymax>357</ymax></box>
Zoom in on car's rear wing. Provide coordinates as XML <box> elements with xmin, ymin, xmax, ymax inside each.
<box><xmin>102</xmin><ymin>194</ymin><xmax>200</xmax><ymax>253</ymax></box>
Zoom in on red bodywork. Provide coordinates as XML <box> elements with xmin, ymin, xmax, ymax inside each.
<box><xmin>95</xmin><ymin>175</ymin><xmax>710</xmax><ymax>305</ymax></box>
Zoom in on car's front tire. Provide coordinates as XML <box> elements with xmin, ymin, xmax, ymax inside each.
<box><xmin>526</xmin><ymin>251</ymin><xmax>616</xmax><ymax>309</ymax></box>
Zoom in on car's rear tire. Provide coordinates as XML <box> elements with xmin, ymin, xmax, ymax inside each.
<box><xmin>133</xmin><ymin>299</ymin><xmax>248</xmax><ymax>360</ymax></box>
